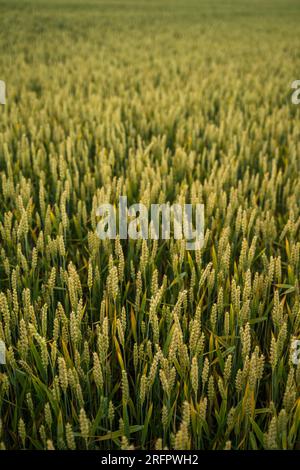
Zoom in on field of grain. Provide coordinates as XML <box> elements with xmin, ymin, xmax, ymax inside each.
<box><xmin>0</xmin><ymin>0</ymin><xmax>300</xmax><ymax>450</ymax></box>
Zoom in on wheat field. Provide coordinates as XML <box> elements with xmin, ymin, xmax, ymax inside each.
<box><xmin>0</xmin><ymin>0</ymin><xmax>300</xmax><ymax>450</ymax></box>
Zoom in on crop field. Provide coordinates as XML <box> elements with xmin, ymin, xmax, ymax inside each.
<box><xmin>0</xmin><ymin>0</ymin><xmax>300</xmax><ymax>451</ymax></box>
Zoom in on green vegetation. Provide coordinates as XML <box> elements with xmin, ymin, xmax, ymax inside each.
<box><xmin>0</xmin><ymin>0</ymin><xmax>300</xmax><ymax>450</ymax></box>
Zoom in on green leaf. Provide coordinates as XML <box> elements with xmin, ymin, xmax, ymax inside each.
<box><xmin>250</xmin><ymin>418</ymin><xmax>265</xmax><ymax>447</ymax></box>
<box><xmin>95</xmin><ymin>425</ymin><xmax>144</xmax><ymax>442</ymax></box>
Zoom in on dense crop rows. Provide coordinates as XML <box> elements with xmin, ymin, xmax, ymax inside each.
<box><xmin>0</xmin><ymin>0</ymin><xmax>300</xmax><ymax>450</ymax></box>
